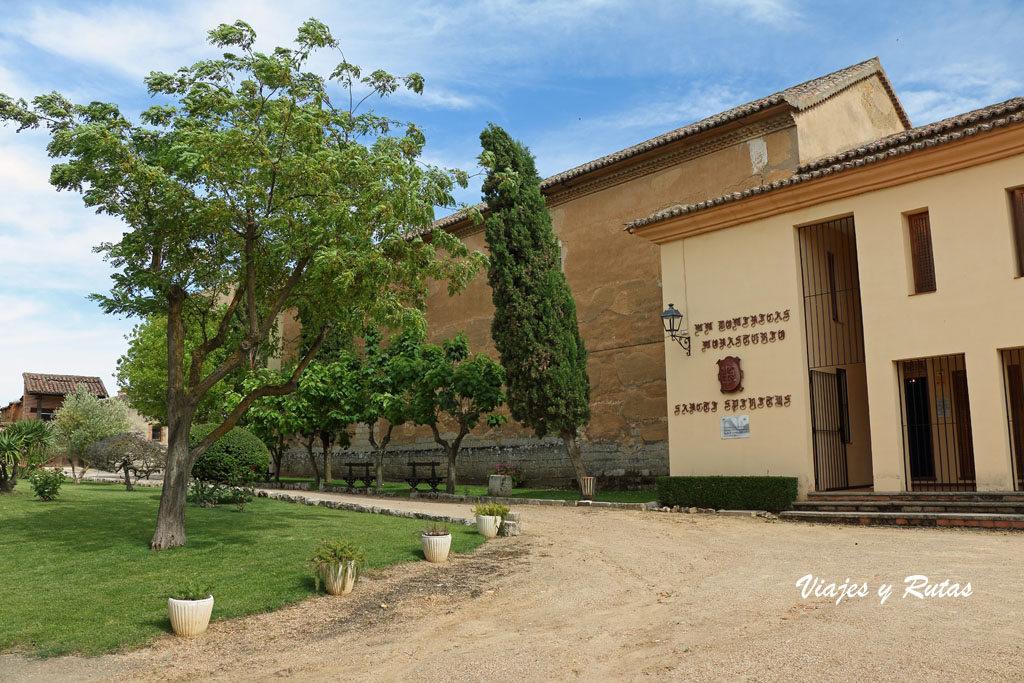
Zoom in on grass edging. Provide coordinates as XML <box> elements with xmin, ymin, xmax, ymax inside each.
<box><xmin>255</xmin><ymin>489</ymin><xmax>475</xmax><ymax>525</ymax></box>
<box><xmin>256</xmin><ymin>482</ymin><xmax>655</xmax><ymax>511</ymax></box>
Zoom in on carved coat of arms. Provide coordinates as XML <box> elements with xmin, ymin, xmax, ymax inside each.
<box><xmin>717</xmin><ymin>356</ymin><xmax>744</xmax><ymax>393</ymax></box>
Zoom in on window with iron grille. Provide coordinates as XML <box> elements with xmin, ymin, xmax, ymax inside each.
<box><xmin>908</xmin><ymin>211</ymin><xmax>936</xmax><ymax>293</ymax></box>
<box><xmin>151</xmin><ymin>425</ymin><xmax>163</xmax><ymax>441</ymax></box>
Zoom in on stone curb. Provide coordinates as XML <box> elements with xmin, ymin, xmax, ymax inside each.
<box><xmin>253</xmin><ymin>489</ymin><xmax>476</xmax><ymax>526</ymax></box>
<box><xmin>254</xmin><ymin>482</ymin><xmax>655</xmax><ymax>511</ymax></box>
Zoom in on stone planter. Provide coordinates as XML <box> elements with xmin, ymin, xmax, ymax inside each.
<box><xmin>168</xmin><ymin>596</ymin><xmax>214</xmax><ymax>637</ymax></box>
<box><xmin>487</xmin><ymin>474</ymin><xmax>513</xmax><ymax>496</ymax></box>
<box><xmin>475</xmin><ymin>514</ymin><xmax>502</xmax><ymax>539</ymax></box>
<box><xmin>421</xmin><ymin>533</ymin><xmax>452</xmax><ymax>563</ymax></box>
<box><xmin>322</xmin><ymin>560</ymin><xmax>358</xmax><ymax>595</ymax></box>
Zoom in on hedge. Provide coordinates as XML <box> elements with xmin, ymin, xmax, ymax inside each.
<box><xmin>189</xmin><ymin>423</ymin><xmax>270</xmax><ymax>485</ymax></box>
<box><xmin>656</xmin><ymin>476</ymin><xmax>798</xmax><ymax>512</ymax></box>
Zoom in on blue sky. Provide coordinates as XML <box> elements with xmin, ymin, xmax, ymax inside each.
<box><xmin>1</xmin><ymin>0</ymin><xmax>1022</xmax><ymax>402</ymax></box>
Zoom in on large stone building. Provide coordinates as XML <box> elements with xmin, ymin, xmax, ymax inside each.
<box><xmin>278</xmin><ymin>58</ymin><xmax>912</xmax><ymax>488</ymax></box>
<box><xmin>629</xmin><ymin>95</ymin><xmax>1024</xmax><ymax>497</ymax></box>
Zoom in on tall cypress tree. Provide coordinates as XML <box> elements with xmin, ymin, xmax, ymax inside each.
<box><xmin>480</xmin><ymin>124</ymin><xmax>591</xmax><ymax>491</ymax></box>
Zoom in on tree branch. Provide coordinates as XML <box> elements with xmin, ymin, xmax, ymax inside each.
<box><xmin>188</xmin><ymin>285</ymin><xmax>245</xmax><ymax>390</ymax></box>
<box><xmin>429</xmin><ymin>423</ymin><xmax>448</xmax><ymax>451</ymax></box>
<box><xmin>188</xmin><ymin>323</ymin><xmax>332</xmax><ymax>461</ymax></box>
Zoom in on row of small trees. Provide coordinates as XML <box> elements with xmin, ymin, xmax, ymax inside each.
<box><xmin>241</xmin><ymin>329</ymin><xmax>505</xmax><ymax>494</ymax></box>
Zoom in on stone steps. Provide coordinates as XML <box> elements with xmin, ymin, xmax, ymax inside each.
<box><xmin>780</xmin><ymin>510</ymin><xmax>1024</xmax><ymax>529</ymax></box>
<box><xmin>793</xmin><ymin>500</ymin><xmax>1024</xmax><ymax>515</ymax></box>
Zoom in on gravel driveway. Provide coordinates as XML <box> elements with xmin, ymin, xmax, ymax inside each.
<box><xmin>3</xmin><ymin>502</ymin><xmax>1021</xmax><ymax>682</ymax></box>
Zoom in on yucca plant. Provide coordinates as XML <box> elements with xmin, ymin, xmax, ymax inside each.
<box><xmin>308</xmin><ymin>538</ymin><xmax>365</xmax><ymax>594</ymax></box>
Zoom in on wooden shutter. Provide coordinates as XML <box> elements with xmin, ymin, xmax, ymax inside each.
<box><xmin>1012</xmin><ymin>189</ymin><xmax>1024</xmax><ymax>276</ymax></box>
<box><xmin>908</xmin><ymin>211</ymin><xmax>936</xmax><ymax>293</ymax></box>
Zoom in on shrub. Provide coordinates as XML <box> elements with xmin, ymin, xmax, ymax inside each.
<box><xmin>493</xmin><ymin>462</ymin><xmax>524</xmax><ymax>488</ymax></box>
<box><xmin>656</xmin><ymin>476</ymin><xmax>798</xmax><ymax>512</ymax></box>
<box><xmin>29</xmin><ymin>466</ymin><xmax>66</xmax><ymax>501</ymax></box>
<box><xmin>189</xmin><ymin>424</ymin><xmax>269</xmax><ymax>487</ymax></box>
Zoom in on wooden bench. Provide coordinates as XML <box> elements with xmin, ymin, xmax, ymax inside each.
<box><xmin>406</xmin><ymin>461</ymin><xmax>445</xmax><ymax>492</ymax></box>
<box><xmin>343</xmin><ymin>462</ymin><xmax>376</xmax><ymax>489</ymax></box>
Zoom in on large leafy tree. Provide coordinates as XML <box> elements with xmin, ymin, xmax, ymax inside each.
<box><xmin>479</xmin><ymin>124</ymin><xmax>591</xmax><ymax>492</ymax></box>
<box><xmin>0</xmin><ymin>19</ymin><xmax>480</xmax><ymax>549</ymax></box>
<box><xmin>409</xmin><ymin>333</ymin><xmax>506</xmax><ymax>494</ymax></box>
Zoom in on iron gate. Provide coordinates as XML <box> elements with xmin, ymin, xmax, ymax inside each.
<box><xmin>809</xmin><ymin>370</ymin><xmax>849</xmax><ymax>491</ymax></box>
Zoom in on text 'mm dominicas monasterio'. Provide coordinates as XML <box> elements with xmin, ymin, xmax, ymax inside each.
<box><xmin>288</xmin><ymin>57</ymin><xmax>1024</xmax><ymax>498</ymax></box>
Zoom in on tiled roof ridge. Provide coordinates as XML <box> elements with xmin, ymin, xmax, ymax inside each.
<box><xmin>432</xmin><ymin>58</ymin><xmax>895</xmax><ymax>232</ymax></box>
<box><xmin>23</xmin><ymin>372</ymin><xmax>109</xmax><ymax>397</ymax></box>
<box><xmin>626</xmin><ymin>96</ymin><xmax>1024</xmax><ymax>231</ymax></box>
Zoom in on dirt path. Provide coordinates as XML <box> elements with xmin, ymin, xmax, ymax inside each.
<box><xmin>4</xmin><ymin>504</ymin><xmax>1022</xmax><ymax>682</ymax></box>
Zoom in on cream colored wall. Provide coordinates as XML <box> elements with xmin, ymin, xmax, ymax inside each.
<box><xmin>661</xmin><ymin>152</ymin><xmax>1024</xmax><ymax>492</ymax></box>
<box><xmin>660</xmin><ymin>223</ymin><xmax>816</xmax><ymax>496</ymax></box>
<box><xmin>794</xmin><ymin>75</ymin><xmax>907</xmax><ymax>163</ymax></box>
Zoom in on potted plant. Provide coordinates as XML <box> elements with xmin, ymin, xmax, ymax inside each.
<box><xmin>168</xmin><ymin>578</ymin><xmax>214</xmax><ymax>637</ymax></box>
<box><xmin>419</xmin><ymin>522</ymin><xmax>452</xmax><ymax>563</ymax></box>
<box><xmin>472</xmin><ymin>502</ymin><xmax>510</xmax><ymax>539</ymax></box>
<box><xmin>308</xmin><ymin>538</ymin><xmax>364</xmax><ymax>595</ymax></box>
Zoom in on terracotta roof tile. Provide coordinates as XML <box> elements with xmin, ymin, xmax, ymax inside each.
<box><xmin>432</xmin><ymin>58</ymin><xmax>904</xmax><ymax>232</ymax></box>
<box><xmin>23</xmin><ymin>373</ymin><xmax>109</xmax><ymax>398</ymax></box>
<box><xmin>626</xmin><ymin>96</ymin><xmax>1024</xmax><ymax>231</ymax></box>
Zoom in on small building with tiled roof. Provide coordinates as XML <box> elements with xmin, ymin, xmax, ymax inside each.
<box><xmin>628</xmin><ymin>93</ymin><xmax>1024</xmax><ymax>498</ymax></box>
<box><xmin>10</xmin><ymin>373</ymin><xmax>109</xmax><ymax>422</ymax></box>
<box><xmin>321</xmin><ymin>58</ymin><xmax>913</xmax><ymax>489</ymax></box>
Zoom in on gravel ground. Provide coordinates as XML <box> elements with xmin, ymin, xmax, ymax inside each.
<box><xmin>3</xmin><ymin>499</ymin><xmax>1022</xmax><ymax>682</ymax></box>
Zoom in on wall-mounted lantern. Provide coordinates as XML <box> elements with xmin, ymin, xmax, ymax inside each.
<box><xmin>661</xmin><ymin>303</ymin><xmax>690</xmax><ymax>356</ymax></box>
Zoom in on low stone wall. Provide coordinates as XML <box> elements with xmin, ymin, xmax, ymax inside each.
<box><xmin>279</xmin><ymin>438</ymin><xmax>667</xmax><ymax>489</ymax></box>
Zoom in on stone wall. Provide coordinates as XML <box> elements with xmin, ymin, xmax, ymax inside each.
<box><xmin>279</xmin><ymin>437</ymin><xmax>667</xmax><ymax>490</ymax></box>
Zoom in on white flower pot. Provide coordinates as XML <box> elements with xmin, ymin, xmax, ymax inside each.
<box><xmin>476</xmin><ymin>514</ymin><xmax>502</xmax><ymax>539</ymax></box>
<box><xmin>323</xmin><ymin>560</ymin><xmax>358</xmax><ymax>595</ymax></box>
<box><xmin>421</xmin><ymin>533</ymin><xmax>452</xmax><ymax>563</ymax></box>
<box><xmin>168</xmin><ymin>595</ymin><xmax>214</xmax><ymax>637</ymax></box>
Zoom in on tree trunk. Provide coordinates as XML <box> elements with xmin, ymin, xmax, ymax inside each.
<box><xmin>151</xmin><ymin>414</ymin><xmax>192</xmax><ymax>550</ymax></box>
<box><xmin>272</xmin><ymin>435</ymin><xmax>284</xmax><ymax>485</ymax></box>
<box><xmin>151</xmin><ymin>289</ymin><xmax>193</xmax><ymax>551</ymax></box>
<box><xmin>70</xmin><ymin>457</ymin><xmax>77</xmax><ymax>482</ymax></box>
<box><xmin>306</xmin><ymin>436</ymin><xmax>322</xmax><ymax>489</ymax></box>
<box><xmin>446</xmin><ymin>445</ymin><xmax>457</xmax><ymax>494</ymax></box>
<box><xmin>121</xmin><ymin>462</ymin><xmax>134</xmax><ymax>491</ymax></box>
<box><xmin>560</xmin><ymin>429</ymin><xmax>587</xmax><ymax>494</ymax></box>
<box><xmin>320</xmin><ymin>432</ymin><xmax>333</xmax><ymax>487</ymax></box>
<box><xmin>444</xmin><ymin>427</ymin><xmax>468</xmax><ymax>495</ymax></box>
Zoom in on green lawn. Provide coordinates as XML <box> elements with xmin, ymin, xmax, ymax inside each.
<box><xmin>276</xmin><ymin>478</ymin><xmax>656</xmax><ymax>503</ymax></box>
<box><xmin>0</xmin><ymin>482</ymin><xmax>486</xmax><ymax>657</ymax></box>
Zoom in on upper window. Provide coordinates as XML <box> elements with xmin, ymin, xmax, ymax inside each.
<box><xmin>1011</xmin><ymin>188</ymin><xmax>1024</xmax><ymax>277</ymax></box>
<box><xmin>908</xmin><ymin>211</ymin><xmax>936</xmax><ymax>293</ymax></box>
<box><xmin>151</xmin><ymin>425</ymin><xmax>163</xmax><ymax>441</ymax></box>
